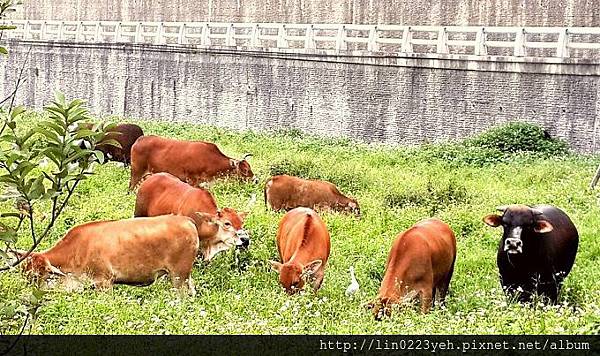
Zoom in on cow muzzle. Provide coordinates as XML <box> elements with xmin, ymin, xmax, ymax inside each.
<box><xmin>235</xmin><ymin>229</ymin><xmax>250</xmax><ymax>249</ymax></box>
<box><xmin>504</xmin><ymin>238</ymin><xmax>523</xmax><ymax>254</ymax></box>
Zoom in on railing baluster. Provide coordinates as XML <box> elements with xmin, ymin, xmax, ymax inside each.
<box><xmin>514</xmin><ymin>28</ymin><xmax>526</xmax><ymax>57</ymax></box>
<box><xmin>40</xmin><ymin>21</ymin><xmax>48</xmax><ymax>40</ymax></box>
<box><xmin>474</xmin><ymin>27</ymin><xmax>487</xmax><ymax>56</ymax></box>
<box><xmin>368</xmin><ymin>26</ymin><xmax>379</xmax><ymax>52</ymax></box>
<box><xmin>251</xmin><ymin>24</ymin><xmax>260</xmax><ymax>48</ymax></box>
<box><xmin>556</xmin><ymin>28</ymin><xmax>570</xmax><ymax>58</ymax></box>
<box><xmin>401</xmin><ymin>26</ymin><xmax>412</xmax><ymax>53</ymax></box>
<box><xmin>305</xmin><ymin>24</ymin><xmax>316</xmax><ymax>50</ymax></box>
<box><xmin>277</xmin><ymin>24</ymin><xmax>288</xmax><ymax>48</ymax></box>
<box><xmin>75</xmin><ymin>21</ymin><xmax>83</xmax><ymax>41</ymax></box>
<box><xmin>135</xmin><ymin>22</ymin><xmax>142</xmax><ymax>43</ymax></box>
<box><xmin>335</xmin><ymin>25</ymin><xmax>347</xmax><ymax>52</ymax></box>
<box><xmin>178</xmin><ymin>23</ymin><xmax>186</xmax><ymax>45</ymax></box>
<box><xmin>436</xmin><ymin>27</ymin><xmax>448</xmax><ymax>54</ymax></box>
<box><xmin>201</xmin><ymin>23</ymin><xmax>211</xmax><ymax>46</ymax></box>
<box><xmin>58</xmin><ymin>21</ymin><xmax>65</xmax><ymax>40</ymax></box>
<box><xmin>95</xmin><ymin>22</ymin><xmax>101</xmax><ymax>41</ymax></box>
<box><xmin>156</xmin><ymin>22</ymin><xmax>165</xmax><ymax>45</ymax></box>
<box><xmin>226</xmin><ymin>23</ymin><xmax>235</xmax><ymax>46</ymax></box>
<box><xmin>24</xmin><ymin>20</ymin><xmax>31</xmax><ymax>40</ymax></box>
<box><xmin>115</xmin><ymin>22</ymin><xmax>122</xmax><ymax>42</ymax></box>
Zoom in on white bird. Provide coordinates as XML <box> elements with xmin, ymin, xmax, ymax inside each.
<box><xmin>345</xmin><ymin>266</ymin><xmax>360</xmax><ymax>297</ymax></box>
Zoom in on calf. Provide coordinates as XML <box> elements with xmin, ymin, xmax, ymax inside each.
<box><xmin>134</xmin><ymin>172</ymin><xmax>250</xmax><ymax>256</ymax></box>
<box><xmin>80</xmin><ymin>123</ymin><xmax>144</xmax><ymax>165</ymax></box>
<box><xmin>483</xmin><ymin>204</ymin><xmax>579</xmax><ymax>303</ymax></box>
<box><xmin>265</xmin><ymin>175</ymin><xmax>360</xmax><ymax>216</ymax></box>
<box><xmin>270</xmin><ymin>207</ymin><xmax>331</xmax><ymax>294</ymax></box>
<box><xmin>367</xmin><ymin>218</ymin><xmax>456</xmax><ymax>319</ymax></box>
<box><xmin>16</xmin><ymin>214</ymin><xmax>235</xmax><ymax>295</ymax></box>
<box><xmin>129</xmin><ymin>135</ymin><xmax>255</xmax><ymax>190</ymax></box>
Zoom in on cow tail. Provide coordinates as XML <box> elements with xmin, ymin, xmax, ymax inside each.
<box><xmin>300</xmin><ymin>213</ymin><xmax>313</xmax><ymax>246</ymax></box>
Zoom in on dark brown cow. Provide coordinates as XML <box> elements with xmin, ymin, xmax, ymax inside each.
<box><xmin>16</xmin><ymin>214</ymin><xmax>235</xmax><ymax>295</ymax></box>
<box><xmin>483</xmin><ymin>204</ymin><xmax>579</xmax><ymax>304</ymax></box>
<box><xmin>134</xmin><ymin>172</ymin><xmax>250</xmax><ymax>257</ymax></box>
<box><xmin>367</xmin><ymin>218</ymin><xmax>456</xmax><ymax>319</ymax></box>
<box><xmin>270</xmin><ymin>207</ymin><xmax>331</xmax><ymax>294</ymax></box>
<box><xmin>264</xmin><ymin>175</ymin><xmax>360</xmax><ymax>216</ymax></box>
<box><xmin>79</xmin><ymin>123</ymin><xmax>144</xmax><ymax>165</ymax></box>
<box><xmin>129</xmin><ymin>135</ymin><xmax>255</xmax><ymax>190</ymax></box>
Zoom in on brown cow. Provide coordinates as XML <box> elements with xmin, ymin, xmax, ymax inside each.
<box><xmin>129</xmin><ymin>135</ymin><xmax>256</xmax><ymax>190</ymax></box>
<box><xmin>269</xmin><ymin>207</ymin><xmax>331</xmax><ymax>294</ymax></box>
<box><xmin>79</xmin><ymin>123</ymin><xmax>144</xmax><ymax>165</ymax></box>
<box><xmin>16</xmin><ymin>214</ymin><xmax>234</xmax><ymax>295</ymax></box>
<box><xmin>367</xmin><ymin>218</ymin><xmax>456</xmax><ymax>319</ymax></box>
<box><xmin>264</xmin><ymin>175</ymin><xmax>360</xmax><ymax>216</ymax></box>
<box><xmin>134</xmin><ymin>172</ymin><xmax>250</xmax><ymax>257</ymax></box>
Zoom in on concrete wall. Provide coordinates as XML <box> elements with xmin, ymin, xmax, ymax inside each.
<box><xmin>23</xmin><ymin>0</ymin><xmax>600</xmax><ymax>26</ymax></box>
<box><xmin>1</xmin><ymin>40</ymin><xmax>599</xmax><ymax>153</ymax></box>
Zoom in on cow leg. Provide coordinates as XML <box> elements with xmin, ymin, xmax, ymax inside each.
<box><xmin>170</xmin><ymin>273</ymin><xmax>195</xmax><ymax>297</ymax></box>
<box><xmin>419</xmin><ymin>288</ymin><xmax>433</xmax><ymax>313</ymax></box>
<box><xmin>436</xmin><ymin>265</ymin><xmax>455</xmax><ymax>305</ymax></box>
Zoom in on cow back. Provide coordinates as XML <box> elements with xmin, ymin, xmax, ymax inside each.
<box><xmin>276</xmin><ymin>207</ymin><xmax>330</xmax><ymax>265</ymax></box>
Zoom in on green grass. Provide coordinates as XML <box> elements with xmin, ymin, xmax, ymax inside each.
<box><xmin>1</xmin><ymin>114</ymin><xmax>599</xmax><ymax>334</ymax></box>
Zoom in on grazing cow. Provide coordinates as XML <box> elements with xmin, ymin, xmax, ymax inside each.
<box><xmin>269</xmin><ymin>207</ymin><xmax>331</xmax><ymax>294</ymax></box>
<box><xmin>483</xmin><ymin>204</ymin><xmax>579</xmax><ymax>303</ymax></box>
<box><xmin>16</xmin><ymin>214</ymin><xmax>235</xmax><ymax>295</ymax></box>
<box><xmin>134</xmin><ymin>172</ymin><xmax>250</xmax><ymax>254</ymax></box>
<box><xmin>264</xmin><ymin>175</ymin><xmax>360</xmax><ymax>216</ymax></box>
<box><xmin>128</xmin><ymin>135</ymin><xmax>256</xmax><ymax>190</ymax></box>
<box><xmin>80</xmin><ymin>123</ymin><xmax>144</xmax><ymax>165</ymax></box>
<box><xmin>367</xmin><ymin>218</ymin><xmax>456</xmax><ymax>319</ymax></box>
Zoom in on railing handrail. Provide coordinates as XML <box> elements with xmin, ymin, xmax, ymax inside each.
<box><xmin>2</xmin><ymin>20</ymin><xmax>600</xmax><ymax>60</ymax></box>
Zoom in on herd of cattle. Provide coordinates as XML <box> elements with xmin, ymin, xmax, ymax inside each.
<box><xmin>15</xmin><ymin>123</ymin><xmax>580</xmax><ymax>320</ymax></box>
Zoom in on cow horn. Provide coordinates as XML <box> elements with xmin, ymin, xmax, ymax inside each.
<box><xmin>242</xmin><ymin>153</ymin><xmax>253</xmax><ymax>161</ymax></box>
<box><xmin>48</xmin><ymin>264</ymin><xmax>66</xmax><ymax>277</ymax></box>
<box><xmin>496</xmin><ymin>205</ymin><xmax>509</xmax><ymax>213</ymax></box>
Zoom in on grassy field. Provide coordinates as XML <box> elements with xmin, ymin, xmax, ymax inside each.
<box><xmin>1</xmin><ymin>113</ymin><xmax>599</xmax><ymax>334</ymax></box>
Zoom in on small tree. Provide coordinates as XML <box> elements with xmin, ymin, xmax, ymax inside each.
<box><xmin>0</xmin><ymin>1</ymin><xmax>118</xmax><ymax>336</ymax></box>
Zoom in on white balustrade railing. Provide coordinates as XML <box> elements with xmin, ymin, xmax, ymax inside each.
<box><xmin>3</xmin><ymin>20</ymin><xmax>600</xmax><ymax>59</ymax></box>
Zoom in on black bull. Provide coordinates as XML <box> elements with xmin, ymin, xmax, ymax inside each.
<box><xmin>484</xmin><ymin>204</ymin><xmax>579</xmax><ymax>303</ymax></box>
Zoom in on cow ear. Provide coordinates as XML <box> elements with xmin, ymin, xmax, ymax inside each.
<box><xmin>534</xmin><ymin>219</ymin><xmax>554</xmax><ymax>233</ymax></box>
<box><xmin>302</xmin><ymin>259</ymin><xmax>322</xmax><ymax>276</ymax></box>
<box><xmin>216</xmin><ymin>209</ymin><xmax>223</xmax><ymax>218</ymax></box>
<box><xmin>269</xmin><ymin>260</ymin><xmax>282</xmax><ymax>273</ymax></box>
<box><xmin>483</xmin><ymin>214</ymin><xmax>502</xmax><ymax>227</ymax></box>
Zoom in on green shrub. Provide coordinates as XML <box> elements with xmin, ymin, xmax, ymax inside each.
<box><xmin>466</xmin><ymin>122</ymin><xmax>568</xmax><ymax>155</ymax></box>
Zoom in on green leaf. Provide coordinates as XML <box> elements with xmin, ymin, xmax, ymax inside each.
<box><xmin>0</xmin><ymin>212</ymin><xmax>21</xmax><ymax>218</ymax></box>
<box><xmin>10</xmin><ymin>106</ymin><xmax>26</xmax><ymax>120</ymax></box>
<box><xmin>40</xmin><ymin>120</ymin><xmax>66</xmax><ymax>136</ymax></box>
<box><xmin>98</xmin><ymin>139</ymin><xmax>122</xmax><ymax>148</ymax></box>
<box><xmin>54</xmin><ymin>91</ymin><xmax>66</xmax><ymax>107</ymax></box>
<box><xmin>32</xmin><ymin>127</ymin><xmax>61</xmax><ymax>144</ymax></box>
<box><xmin>73</xmin><ymin>129</ymin><xmax>97</xmax><ymax>140</ymax></box>
<box><xmin>0</xmin><ymin>47</ymin><xmax>8</xmax><ymax>56</ymax></box>
<box><xmin>93</xmin><ymin>150</ymin><xmax>105</xmax><ymax>164</ymax></box>
<box><xmin>29</xmin><ymin>176</ymin><xmax>46</xmax><ymax>200</ymax></box>
<box><xmin>64</xmin><ymin>149</ymin><xmax>94</xmax><ymax>164</ymax></box>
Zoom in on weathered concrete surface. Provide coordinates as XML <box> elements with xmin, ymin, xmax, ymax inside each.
<box><xmin>1</xmin><ymin>40</ymin><xmax>599</xmax><ymax>153</ymax></box>
<box><xmin>23</xmin><ymin>0</ymin><xmax>600</xmax><ymax>27</ymax></box>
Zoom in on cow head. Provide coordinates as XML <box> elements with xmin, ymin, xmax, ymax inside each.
<box><xmin>16</xmin><ymin>251</ymin><xmax>65</xmax><ymax>283</ymax></box>
<box><xmin>216</xmin><ymin>208</ymin><xmax>250</xmax><ymax>249</ymax></box>
<box><xmin>193</xmin><ymin>212</ymin><xmax>249</xmax><ymax>261</ymax></box>
<box><xmin>483</xmin><ymin>204</ymin><xmax>554</xmax><ymax>255</ymax></box>
<box><xmin>344</xmin><ymin>198</ymin><xmax>361</xmax><ymax>217</ymax></box>
<box><xmin>365</xmin><ymin>297</ymin><xmax>395</xmax><ymax>321</ymax></box>
<box><xmin>233</xmin><ymin>154</ymin><xmax>257</xmax><ymax>183</ymax></box>
<box><xmin>269</xmin><ymin>259</ymin><xmax>322</xmax><ymax>295</ymax></box>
